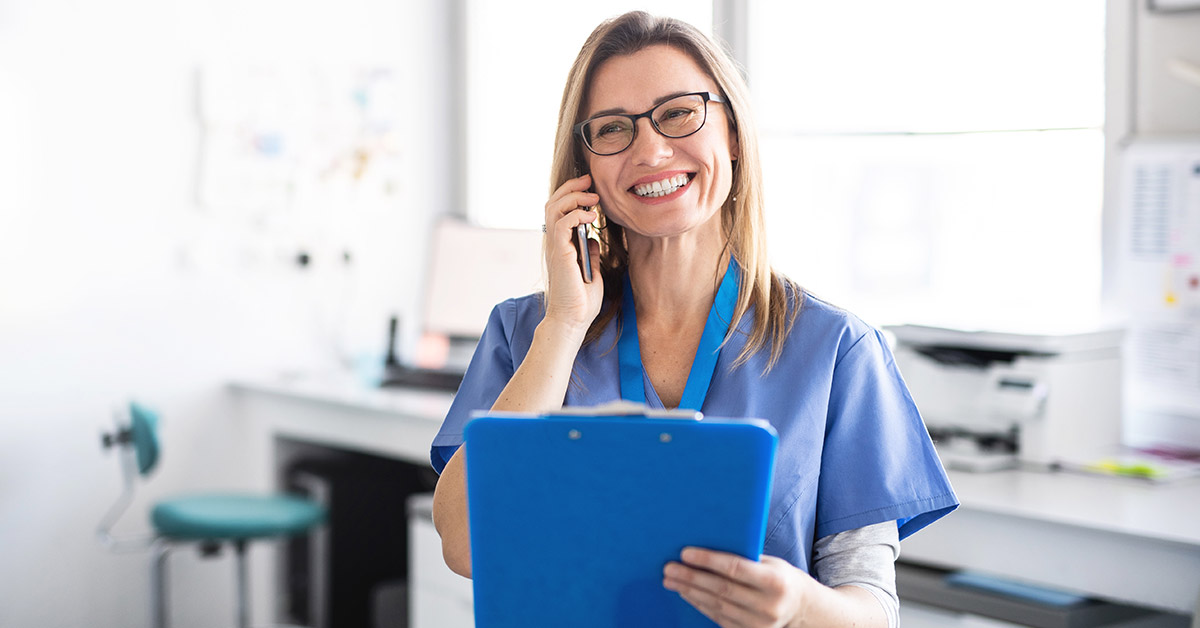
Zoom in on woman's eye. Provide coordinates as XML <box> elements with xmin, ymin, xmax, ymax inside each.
<box><xmin>597</xmin><ymin>123</ymin><xmax>627</xmax><ymax>137</ymax></box>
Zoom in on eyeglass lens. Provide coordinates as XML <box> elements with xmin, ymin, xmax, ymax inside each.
<box><xmin>581</xmin><ymin>93</ymin><xmax>709</xmax><ymax>156</ymax></box>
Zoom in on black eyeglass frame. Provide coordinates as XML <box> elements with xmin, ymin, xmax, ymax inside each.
<box><xmin>574</xmin><ymin>91</ymin><xmax>728</xmax><ymax>157</ymax></box>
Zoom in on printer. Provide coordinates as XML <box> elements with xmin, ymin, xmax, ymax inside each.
<box><xmin>885</xmin><ymin>324</ymin><xmax>1124</xmax><ymax>472</ymax></box>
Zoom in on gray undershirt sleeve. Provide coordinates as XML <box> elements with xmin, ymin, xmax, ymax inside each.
<box><xmin>811</xmin><ymin>521</ymin><xmax>901</xmax><ymax>628</ymax></box>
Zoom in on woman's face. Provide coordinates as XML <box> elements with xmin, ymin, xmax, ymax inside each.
<box><xmin>582</xmin><ymin>45</ymin><xmax>738</xmax><ymax>242</ymax></box>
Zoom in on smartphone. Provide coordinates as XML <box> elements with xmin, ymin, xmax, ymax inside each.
<box><xmin>576</xmin><ymin>224</ymin><xmax>593</xmax><ymax>283</ymax></box>
<box><xmin>575</xmin><ymin>168</ymin><xmax>594</xmax><ymax>283</ymax></box>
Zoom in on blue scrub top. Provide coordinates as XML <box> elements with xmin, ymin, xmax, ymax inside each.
<box><xmin>431</xmin><ymin>284</ymin><xmax>958</xmax><ymax>572</ymax></box>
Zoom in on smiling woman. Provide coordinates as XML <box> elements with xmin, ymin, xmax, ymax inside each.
<box><xmin>431</xmin><ymin>11</ymin><xmax>958</xmax><ymax>628</ymax></box>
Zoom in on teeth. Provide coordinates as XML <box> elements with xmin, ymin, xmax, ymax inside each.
<box><xmin>634</xmin><ymin>174</ymin><xmax>689</xmax><ymax>198</ymax></box>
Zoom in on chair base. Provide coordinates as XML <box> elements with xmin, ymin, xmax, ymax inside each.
<box><xmin>151</xmin><ymin>538</ymin><xmax>312</xmax><ymax>628</ymax></box>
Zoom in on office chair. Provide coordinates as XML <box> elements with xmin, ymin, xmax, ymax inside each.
<box><xmin>98</xmin><ymin>401</ymin><xmax>326</xmax><ymax>628</ymax></box>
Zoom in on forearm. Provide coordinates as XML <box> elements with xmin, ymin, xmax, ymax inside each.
<box><xmin>790</xmin><ymin>583</ymin><xmax>887</xmax><ymax>628</ymax></box>
<box><xmin>491</xmin><ymin>317</ymin><xmax>588</xmax><ymax>412</ymax></box>
<box><xmin>431</xmin><ymin>316</ymin><xmax>588</xmax><ymax>578</ymax></box>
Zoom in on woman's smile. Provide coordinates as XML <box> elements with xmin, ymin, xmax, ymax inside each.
<box><xmin>629</xmin><ymin>171</ymin><xmax>694</xmax><ymax>203</ymax></box>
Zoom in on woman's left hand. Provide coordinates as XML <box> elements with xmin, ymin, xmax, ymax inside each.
<box><xmin>663</xmin><ymin>547</ymin><xmax>815</xmax><ymax>628</ymax></box>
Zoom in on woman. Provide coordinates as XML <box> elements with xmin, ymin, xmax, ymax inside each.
<box><xmin>430</xmin><ymin>11</ymin><xmax>956</xmax><ymax>628</ymax></box>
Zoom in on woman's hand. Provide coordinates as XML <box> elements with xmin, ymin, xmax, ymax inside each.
<box><xmin>663</xmin><ymin>548</ymin><xmax>815</xmax><ymax>628</ymax></box>
<box><xmin>543</xmin><ymin>174</ymin><xmax>603</xmax><ymax>333</ymax></box>
<box><xmin>485</xmin><ymin>175</ymin><xmax>604</xmax><ymax>415</ymax></box>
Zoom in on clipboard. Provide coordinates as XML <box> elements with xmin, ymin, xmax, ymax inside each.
<box><xmin>464</xmin><ymin>408</ymin><xmax>778</xmax><ymax>628</ymax></box>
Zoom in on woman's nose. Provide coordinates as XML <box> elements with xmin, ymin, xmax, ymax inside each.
<box><xmin>628</xmin><ymin>118</ymin><xmax>673</xmax><ymax>165</ymax></box>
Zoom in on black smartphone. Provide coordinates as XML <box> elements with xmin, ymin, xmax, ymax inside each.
<box><xmin>575</xmin><ymin>167</ymin><xmax>594</xmax><ymax>283</ymax></box>
<box><xmin>576</xmin><ymin>224</ymin><xmax>593</xmax><ymax>283</ymax></box>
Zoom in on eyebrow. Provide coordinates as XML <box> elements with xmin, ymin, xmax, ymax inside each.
<box><xmin>587</xmin><ymin>90</ymin><xmax>696</xmax><ymax>118</ymax></box>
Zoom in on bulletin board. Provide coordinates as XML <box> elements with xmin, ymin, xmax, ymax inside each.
<box><xmin>1117</xmin><ymin>139</ymin><xmax>1200</xmax><ymax>447</ymax></box>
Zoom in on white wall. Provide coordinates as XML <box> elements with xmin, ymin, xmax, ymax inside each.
<box><xmin>0</xmin><ymin>1</ymin><xmax>458</xmax><ymax>626</ymax></box>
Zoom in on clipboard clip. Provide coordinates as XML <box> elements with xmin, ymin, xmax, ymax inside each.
<box><xmin>544</xmin><ymin>401</ymin><xmax>702</xmax><ymax>421</ymax></box>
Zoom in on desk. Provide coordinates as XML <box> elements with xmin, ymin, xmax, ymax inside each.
<box><xmin>231</xmin><ymin>372</ymin><xmax>452</xmax><ymax>466</ymax></box>
<box><xmin>901</xmin><ymin>468</ymin><xmax>1200</xmax><ymax>616</ymax></box>
<box><xmin>231</xmin><ymin>374</ymin><xmax>1200</xmax><ymax>620</ymax></box>
<box><xmin>230</xmin><ymin>373</ymin><xmax>456</xmax><ymax>627</ymax></box>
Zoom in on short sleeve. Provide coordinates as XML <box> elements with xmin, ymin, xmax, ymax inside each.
<box><xmin>429</xmin><ymin>300</ymin><xmax>519</xmax><ymax>474</ymax></box>
<box><xmin>816</xmin><ymin>329</ymin><xmax>958</xmax><ymax>541</ymax></box>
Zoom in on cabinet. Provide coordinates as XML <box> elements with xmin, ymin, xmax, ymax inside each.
<box><xmin>407</xmin><ymin>494</ymin><xmax>474</xmax><ymax>628</ymax></box>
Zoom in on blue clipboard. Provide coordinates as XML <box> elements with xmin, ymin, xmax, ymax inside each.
<box><xmin>465</xmin><ymin>409</ymin><xmax>778</xmax><ymax>628</ymax></box>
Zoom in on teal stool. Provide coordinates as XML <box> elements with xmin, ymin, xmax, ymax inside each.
<box><xmin>99</xmin><ymin>402</ymin><xmax>326</xmax><ymax>628</ymax></box>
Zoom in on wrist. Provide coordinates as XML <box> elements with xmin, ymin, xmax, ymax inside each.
<box><xmin>537</xmin><ymin>313</ymin><xmax>592</xmax><ymax>344</ymax></box>
<box><xmin>786</xmin><ymin>581</ymin><xmax>811</xmax><ymax>628</ymax></box>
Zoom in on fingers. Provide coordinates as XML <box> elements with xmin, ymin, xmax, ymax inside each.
<box><xmin>553</xmin><ymin>207</ymin><xmax>597</xmax><ymax>233</ymax></box>
<box><xmin>664</xmin><ymin>549</ymin><xmax>800</xmax><ymax>628</ymax></box>
<box><xmin>680</xmin><ymin>547</ymin><xmax>777</xmax><ymax>591</ymax></box>
<box><xmin>664</xmin><ymin>561</ymin><xmax>760</xmax><ymax>613</ymax></box>
<box><xmin>547</xmin><ymin>197</ymin><xmax>599</xmax><ymax>231</ymax></box>
<box><xmin>545</xmin><ymin>209</ymin><xmax>597</xmax><ymax>276</ymax></box>
<box><xmin>672</xmin><ymin>584</ymin><xmax>760</xmax><ymax>628</ymax></box>
<box><xmin>546</xmin><ymin>174</ymin><xmax>599</xmax><ymax>226</ymax></box>
<box><xmin>547</xmin><ymin>173</ymin><xmax>594</xmax><ymax>205</ymax></box>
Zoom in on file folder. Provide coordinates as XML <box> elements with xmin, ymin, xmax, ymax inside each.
<box><xmin>465</xmin><ymin>409</ymin><xmax>778</xmax><ymax>628</ymax></box>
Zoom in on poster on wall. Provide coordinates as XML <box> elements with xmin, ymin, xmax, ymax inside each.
<box><xmin>196</xmin><ymin>64</ymin><xmax>406</xmax><ymax>214</ymax></box>
<box><xmin>1118</xmin><ymin>140</ymin><xmax>1200</xmax><ymax>447</ymax></box>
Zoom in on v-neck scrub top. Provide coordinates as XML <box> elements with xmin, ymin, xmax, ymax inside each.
<box><xmin>430</xmin><ymin>280</ymin><xmax>958</xmax><ymax>573</ymax></box>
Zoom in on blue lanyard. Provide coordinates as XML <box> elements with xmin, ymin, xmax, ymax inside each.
<box><xmin>617</xmin><ymin>258</ymin><xmax>740</xmax><ymax>411</ymax></box>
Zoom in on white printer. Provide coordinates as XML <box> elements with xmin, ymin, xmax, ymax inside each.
<box><xmin>885</xmin><ymin>324</ymin><xmax>1125</xmax><ymax>471</ymax></box>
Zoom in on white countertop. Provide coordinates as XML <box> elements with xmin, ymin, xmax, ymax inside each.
<box><xmin>944</xmin><ymin>467</ymin><xmax>1200</xmax><ymax>548</ymax></box>
<box><xmin>230</xmin><ymin>371</ymin><xmax>455</xmax><ymax>419</ymax></box>
<box><xmin>230</xmin><ymin>371</ymin><xmax>453</xmax><ymax>464</ymax></box>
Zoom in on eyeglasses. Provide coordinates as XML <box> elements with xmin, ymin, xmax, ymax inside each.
<box><xmin>575</xmin><ymin>91</ymin><xmax>727</xmax><ymax>157</ymax></box>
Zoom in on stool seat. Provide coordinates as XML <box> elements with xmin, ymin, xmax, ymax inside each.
<box><xmin>152</xmin><ymin>493</ymin><xmax>325</xmax><ymax>540</ymax></box>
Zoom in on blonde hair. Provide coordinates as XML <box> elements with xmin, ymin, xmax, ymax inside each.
<box><xmin>549</xmin><ymin>11</ymin><xmax>802</xmax><ymax>372</ymax></box>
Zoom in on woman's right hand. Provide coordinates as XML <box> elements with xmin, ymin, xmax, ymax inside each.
<box><xmin>543</xmin><ymin>174</ymin><xmax>604</xmax><ymax>334</ymax></box>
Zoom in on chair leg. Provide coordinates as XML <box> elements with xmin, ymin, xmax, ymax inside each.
<box><xmin>234</xmin><ymin>540</ymin><xmax>250</xmax><ymax>628</ymax></box>
<box><xmin>151</xmin><ymin>541</ymin><xmax>170</xmax><ymax>628</ymax></box>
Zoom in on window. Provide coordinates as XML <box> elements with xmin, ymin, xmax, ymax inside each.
<box><xmin>748</xmin><ymin>0</ymin><xmax>1105</xmax><ymax>329</ymax></box>
<box><xmin>464</xmin><ymin>1</ymin><xmax>712</xmax><ymax>229</ymax></box>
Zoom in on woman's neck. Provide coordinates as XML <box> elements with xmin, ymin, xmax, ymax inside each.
<box><xmin>625</xmin><ymin>229</ymin><xmax>729</xmax><ymax>328</ymax></box>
